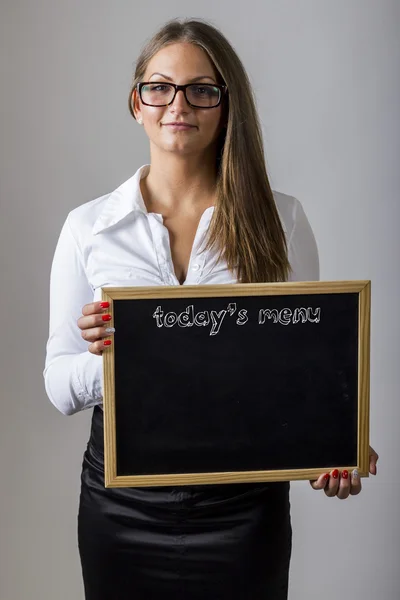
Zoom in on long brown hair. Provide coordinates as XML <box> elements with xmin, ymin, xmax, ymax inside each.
<box><xmin>128</xmin><ymin>18</ymin><xmax>291</xmax><ymax>283</ymax></box>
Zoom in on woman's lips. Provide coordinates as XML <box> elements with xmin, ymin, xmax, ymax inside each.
<box><xmin>163</xmin><ymin>123</ymin><xmax>196</xmax><ymax>131</ymax></box>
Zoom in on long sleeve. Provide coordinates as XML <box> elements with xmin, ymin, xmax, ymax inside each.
<box><xmin>43</xmin><ymin>215</ymin><xmax>103</xmax><ymax>416</ymax></box>
<box><xmin>287</xmin><ymin>199</ymin><xmax>320</xmax><ymax>282</ymax></box>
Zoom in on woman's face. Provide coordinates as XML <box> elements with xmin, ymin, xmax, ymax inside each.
<box><xmin>133</xmin><ymin>42</ymin><xmax>225</xmax><ymax>158</ymax></box>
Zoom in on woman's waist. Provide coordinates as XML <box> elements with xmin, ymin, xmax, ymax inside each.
<box><xmin>87</xmin><ymin>406</ymin><xmax>290</xmax><ymax>504</ymax></box>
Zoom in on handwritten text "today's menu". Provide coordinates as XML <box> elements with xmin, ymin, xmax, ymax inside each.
<box><xmin>152</xmin><ymin>303</ymin><xmax>321</xmax><ymax>336</ymax></box>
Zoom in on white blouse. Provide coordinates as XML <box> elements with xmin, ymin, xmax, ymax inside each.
<box><xmin>43</xmin><ymin>164</ymin><xmax>320</xmax><ymax>416</ymax></box>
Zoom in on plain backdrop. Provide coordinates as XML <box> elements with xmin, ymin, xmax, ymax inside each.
<box><xmin>1</xmin><ymin>1</ymin><xmax>399</xmax><ymax>598</ymax></box>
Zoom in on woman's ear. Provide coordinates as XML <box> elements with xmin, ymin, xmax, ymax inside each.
<box><xmin>131</xmin><ymin>88</ymin><xmax>141</xmax><ymax>121</ymax></box>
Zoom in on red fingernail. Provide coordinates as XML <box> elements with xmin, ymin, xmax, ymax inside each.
<box><xmin>323</xmin><ymin>473</ymin><xmax>330</xmax><ymax>481</ymax></box>
<box><xmin>102</xmin><ymin>314</ymin><xmax>112</xmax><ymax>321</ymax></box>
<box><xmin>342</xmin><ymin>470</ymin><xmax>349</xmax><ymax>479</ymax></box>
<box><xmin>100</xmin><ymin>301</ymin><xmax>110</xmax><ymax>308</ymax></box>
<box><xmin>332</xmin><ymin>469</ymin><xmax>339</xmax><ymax>479</ymax></box>
<box><xmin>103</xmin><ymin>340</ymin><xmax>112</xmax><ymax>346</ymax></box>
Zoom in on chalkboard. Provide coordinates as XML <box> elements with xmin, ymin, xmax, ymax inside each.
<box><xmin>101</xmin><ymin>281</ymin><xmax>370</xmax><ymax>488</ymax></box>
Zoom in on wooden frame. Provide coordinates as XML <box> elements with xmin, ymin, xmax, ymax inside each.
<box><xmin>101</xmin><ymin>280</ymin><xmax>370</xmax><ymax>488</ymax></box>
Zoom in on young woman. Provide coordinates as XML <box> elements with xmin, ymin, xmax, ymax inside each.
<box><xmin>44</xmin><ymin>18</ymin><xmax>378</xmax><ymax>600</ymax></box>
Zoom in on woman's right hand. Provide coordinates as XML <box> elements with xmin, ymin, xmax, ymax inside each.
<box><xmin>77</xmin><ymin>301</ymin><xmax>115</xmax><ymax>355</ymax></box>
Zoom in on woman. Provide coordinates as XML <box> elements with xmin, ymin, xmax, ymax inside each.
<box><xmin>44</xmin><ymin>18</ymin><xmax>378</xmax><ymax>600</ymax></box>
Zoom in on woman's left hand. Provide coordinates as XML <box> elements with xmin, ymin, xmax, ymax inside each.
<box><xmin>310</xmin><ymin>446</ymin><xmax>379</xmax><ymax>499</ymax></box>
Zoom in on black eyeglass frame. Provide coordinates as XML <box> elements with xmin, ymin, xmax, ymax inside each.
<box><xmin>137</xmin><ymin>82</ymin><xmax>228</xmax><ymax>108</ymax></box>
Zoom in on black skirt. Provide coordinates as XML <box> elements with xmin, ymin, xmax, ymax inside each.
<box><xmin>78</xmin><ymin>406</ymin><xmax>292</xmax><ymax>600</ymax></box>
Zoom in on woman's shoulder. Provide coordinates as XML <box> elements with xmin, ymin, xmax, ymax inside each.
<box><xmin>66</xmin><ymin>165</ymin><xmax>148</xmax><ymax>240</ymax></box>
<box><xmin>67</xmin><ymin>192</ymin><xmax>112</xmax><ymax>230</ymax></box>
<box><xmin>272</xmin><ymin>190</ymin><xmax>319</xmax><ymax>281</ymax></box>
<box><xmin>60</xmin><ymin>192</ymin><xmax>111</xmax><ymax>254</ymax></box>
<box><xmin>272</xmin><ymin>190</ymin><xmax>301</xmax><ymax>237</ymax></box>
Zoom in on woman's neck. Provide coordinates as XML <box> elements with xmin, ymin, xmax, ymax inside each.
<box><xmin>141</xmin><ymin>152</ymin><xmax>217</xmax><ymax>216</ymax></box>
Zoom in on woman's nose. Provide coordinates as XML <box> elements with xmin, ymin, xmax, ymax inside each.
<box><xmin>170</xmin><ymin>89</ymin><xmax>190</xmax><ymax>110</ymax></box>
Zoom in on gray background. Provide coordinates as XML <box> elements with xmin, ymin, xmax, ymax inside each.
<box><xmin>1</xmin><ymin>1</ymin><xmax>399</xmax><ymax>598</ymax></box>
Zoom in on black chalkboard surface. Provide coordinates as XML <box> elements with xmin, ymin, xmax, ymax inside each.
<box><xmin>101</xmin><ymin>281</ymin><xmax>370</xmax><ymax>488</ymax></box>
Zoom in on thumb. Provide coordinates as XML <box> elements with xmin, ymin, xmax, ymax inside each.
<box><xmin>369</xmin><ymin>446</ymin><xmax>379</xmax><ymax>475</ymax></box>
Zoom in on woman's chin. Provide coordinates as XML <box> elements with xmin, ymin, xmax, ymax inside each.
<box><xmin>158</xmin><ymin>141</ymin><xmax>201</xmax><ymax>155</ymax></box>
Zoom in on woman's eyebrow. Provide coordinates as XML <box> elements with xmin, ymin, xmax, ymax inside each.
<box><xmin>148</xmin><ymin>72</ymin><xmax>216</xmax><ymax>83</ymax></box>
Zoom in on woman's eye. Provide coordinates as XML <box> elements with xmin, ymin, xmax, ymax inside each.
<box><xmin>194</xmin><ymin>87</ymin><xmax>209</xmax><ymax>95</ymax></box>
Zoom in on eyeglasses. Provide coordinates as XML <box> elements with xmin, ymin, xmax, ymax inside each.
<box><xmin>137</xmin><ymin>82</ymin><xmax>227</xmax><ymax>108</ymax></box>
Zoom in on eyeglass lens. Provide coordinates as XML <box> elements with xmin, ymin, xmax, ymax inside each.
<box><xmin>141</xmin><ymin>83</ymin><xmax>221</xmax><ymax>107</ymax></box>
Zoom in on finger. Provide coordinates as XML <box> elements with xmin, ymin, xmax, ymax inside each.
<box><xmin>82</xmin><ymin>301</ymin><xmax>110</xmax><ymax>316</ymax></box>
<box><xmin>369</xmin><ymin>446</ymin><xmax>379</xmax><ymax>475</ymax></box>
<box><xmin>88</xmin><ymin>338</ymin><xmax>113</xmax><ymax>356</ymax></box>
<box><xmin>336</xmin><ymin>470</ymin><xmax>351</xmax><ymax>500</ymax></box>
<box><xmin>310</xmin><ymin>473</ymin><xmax>330</xmax><ymax>490</ymax></box>
<box><xmin>324</xmin><ymin>469</ymin><xmax>340</xmax><ymax>497</ymax></box>
<box><xmin>350</xmin><ymin>469</ymin><xmax>362</xmax><ymax>495</ymax></box>
<box><xmin>81</xmin><ymin>325</ymin><xmax>115</xmax><ymax>343</ymax></box>
<box><xmin>77</xmin><ymin>311</ymin><xmax>113</xmax><ymax>331</ymax></box>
